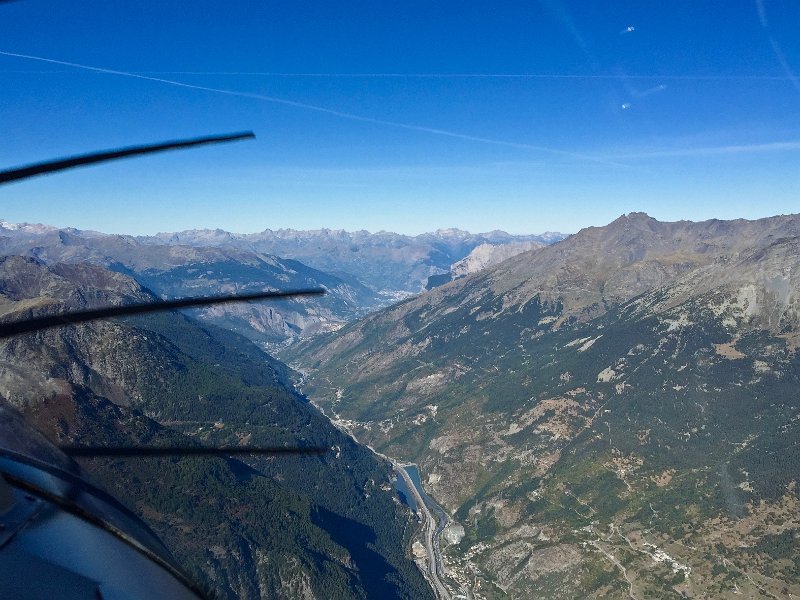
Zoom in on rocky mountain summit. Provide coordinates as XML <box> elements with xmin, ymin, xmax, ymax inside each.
<box><xmin>426</xmin><ymin>240</ymin><xmax>546</xmax><ymax>289</ymax></box>
<box><xmin>450</xmin><ymin>241</ymin><xmax>545</xmax><ymax>279</ymax></box>
<box><xmin>287</xmin><ymin>213</ymin><xmax>800</xmax><ymax>599</ymax></box>
<box><xmin>0</xmin><ymin>256</ymin><xmax>432</xmax><ymax>600</ymax></box>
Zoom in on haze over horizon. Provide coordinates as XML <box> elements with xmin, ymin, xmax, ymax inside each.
<box><xmin>2</xmin><ymin>1</ymin><xmax>800</xmax><ymax>235</ymax></box>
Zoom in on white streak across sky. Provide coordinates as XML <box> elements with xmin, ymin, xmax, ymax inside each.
<box><xmin>0</xmin><ymin>50</ymin><xmax>618</xmax><ymax>166</ymax></box>
<box><xmin>632</xmin><ymin>84</ymin><xmax>667</xmax><ymax>98</ymax></box>
<box><xmin>613</xmin><ymin>140</ymin><xmax>800</xmax><ymax>159</ymax></box>
<box><xmin>4</xmin><ymin>68</ymin><xmax>797</xmax><ymax>80</ymax></box>
<box><xmin>2</xmin><ymin>51</ymin><xmax>799</xmax><ymax>165</ymax></box>
<box><xmin>754</xmin><ymin>0</ymin><xmax>800</xmax><ymax>96</ymax></box>
<box><xmin>3</xmin><ymin>0</ymin><xmax>800</xmax><ymax>237</ymax></box>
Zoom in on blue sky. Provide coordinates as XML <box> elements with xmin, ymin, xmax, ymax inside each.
<box><xmin>1</xmin><ymin>1</ymin><xmax>799</xmax><ymax>235</ymax></box>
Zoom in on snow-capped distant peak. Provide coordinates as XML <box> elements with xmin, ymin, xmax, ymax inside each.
<box><xmin>0</xmin><ymin>219</ymin><xmax>58</xmax><ymax>234</ymax></box>
<box><xmin>433</xmin><ymin>228</ymin><xmax>470</xmax><ymax>237</ymax></box>
<box><xmin>0</xmin><ymin>219</ymin><xmax>20</xmax><ymax>231</ymax></box>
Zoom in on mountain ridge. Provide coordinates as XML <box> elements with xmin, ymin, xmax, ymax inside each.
<box><xmin>286</xmin><ymin>212</ymin><xmax>800</xmax><ymax>599</ymax></box>
<box><xmin>137</xmin><ymin>225</ymin><xmax>566</xmax><ymax>293</ymax></box>
<box><xmin>0</xmin><ymin>225</ymin><xmax>382</xmax><ymax>345</ymax></box>
<box><xmin>0</xmin><ymin>219</ymin><xmax>566</xmax><ymax>343</ymax></box>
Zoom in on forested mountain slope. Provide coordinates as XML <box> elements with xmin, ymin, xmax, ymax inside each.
<box><xmin>0</xmin><ymin>255</ymin><xmax>432</xmax><ymax>600</ymax></box>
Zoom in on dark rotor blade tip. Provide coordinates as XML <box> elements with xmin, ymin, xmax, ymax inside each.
<box><xmin>59</xmin><ymin>445</ymin><xmax>329</xmax><ymax>458</ymax></box>
<box><xmin>0</xmin><ymin>288</ymin><xmax>325</xmax><ymax>338</ymax></box>
<box><xmin>0</xmin><ymin>131</ymin><xmax>256</xmax><ymax>185</ymax></box>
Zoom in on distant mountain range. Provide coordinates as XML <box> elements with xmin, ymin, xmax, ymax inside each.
<box><xmin>139</xmin><ymin>226</ymin><xmax>565</xmax><ymax>294</ymax></box>
<box><xmin>286</xmin><ymin>213</ymin><xmax>800</xmax><ymax>599</ymax></box>
<box><xmin>0</xmin><ymin>221</ymin><xmax>563</xmax><ymax>345</ymax></box>
<box><xmin>0</xmin><ymin>223</ymin><xmax>383</xmax><ymax>344</ymax></box>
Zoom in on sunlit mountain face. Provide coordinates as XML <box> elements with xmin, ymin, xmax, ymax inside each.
<box><xmin>287</xmin><ymin>213</ymin><xmax>800</xmax><ymax>599</ymax></box>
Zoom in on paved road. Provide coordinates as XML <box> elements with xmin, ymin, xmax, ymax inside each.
<box><xmin>307</xmin><ymin>399</ymin><xmax>450</xmax><ymax>600</ymax></box>
<box><xmin>395</xmin><ymin>463</ymin><xmax>451</xmax><ymax>600</ymax></box>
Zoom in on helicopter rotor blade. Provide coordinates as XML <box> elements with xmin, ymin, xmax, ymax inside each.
<box><xmin>0</xmin><ymin>288</ymin><xmax>325</xmax><ymax>338</ymax></box>
<box><xmin>60</xmin><ymin>445</ymin><xmax>329</xmax><ymax>458</ymax></box>
<box><xmin>0</xmin><ymin>131</ymin><xmax>255</xmax><ymax>185</ymax></box>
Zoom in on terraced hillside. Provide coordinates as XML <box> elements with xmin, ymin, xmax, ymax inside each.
<box><xmin>286</xmin><ymin>213</ymin><xmax>800</xmax><ymax>599</ymax></box>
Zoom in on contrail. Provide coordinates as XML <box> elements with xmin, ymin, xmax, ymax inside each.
<box><xmin>0</xmin><ymin>50</ymin><xmax>618</xmax><ymax>165</ymax></box>
<box><xmin>754</xmin><ymin>0</ymin><xmax>800</xmax><ymax>96</ymax></box>
<box><xmin>613</xmin><ymin>140</ymin><xmax>800</xmax><ymax>159</ymax></box>
<box><xmin>7</xmin><ymin>68</ymin><xmax>796</xmax><ymax>81</ymax></box>
<box><xmin>81</xmin><ymin>73</ymin><xmax>800</xmax><ymax>81</ymax></box>
<box><xmin>632</xmin><ymin>84</ymin><xmax>667</xmax><ymax>98</ymax></box>
<box><xmin>755</xmin><ymin>0</ymin><xmax>769</xmax><ymax>27</ymax></box>
<box><xmin>767</xmin><ymin>38</ymin><xmax>800</xmax><ymax>95</ymax></box>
